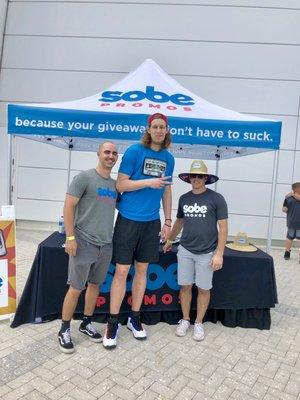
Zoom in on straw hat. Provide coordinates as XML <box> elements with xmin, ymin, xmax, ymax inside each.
<box><xmin>178</xmin><ymin>160</ymin><xmax>219</xmax><ymax>185</ymax></box>
<box><xmin>226</xmin><ymin>232</ymin><xmax>257</xmax><ymax>252</ymax></box>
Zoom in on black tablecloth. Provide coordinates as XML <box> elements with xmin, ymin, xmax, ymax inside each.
<box><xmin>11</xmin><ymin>232</ymin><xmax>278</xmax><ymax>329</ymax></box>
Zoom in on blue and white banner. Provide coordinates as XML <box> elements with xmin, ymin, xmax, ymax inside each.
<box><xmin>8</xmin><ymin>105</ymin><xmax>281</xmax><ymax>150</ymax></box>
<box><xmin>7</xmin><ymin>59</ymin><xmax>282</xmax><ymax>153</ymax></box>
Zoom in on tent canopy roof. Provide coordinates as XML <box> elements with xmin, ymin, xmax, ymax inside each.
<box><xmin>8</xmin><ymin>59</ymin><xmax>281</xmax><ymax>159</ymax></box>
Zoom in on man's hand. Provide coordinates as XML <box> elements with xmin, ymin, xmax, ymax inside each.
<box><xmin>285</xmin><ymin>191</ymin><xmax>300</xmax><ymax>201</ymax></box>
<box><xmin>65</xmin><ymin>239</ymin><xmax>77</xmax><ymax>257</ymax></box>
<box><xmin>210</xmin><ymin>253</ymin><xmax>223</xmax><ymax>271</ymax></box>
<box><xmin>147</xmin><ymin>176</ymin><xmax>173</xmax><ymax>189</ymax></box>
<box><xmin>293</xmin><ymin>192</ymin><xmax>300</xmax><ymax>201</ymax></box>
<box><xmin>163</xmin><ymin>240</ymin><xmax>173</xmax><ymax>253</ymax></box>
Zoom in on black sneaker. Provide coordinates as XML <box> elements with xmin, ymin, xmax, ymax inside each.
<box><xmin>58</xmin><ymin>328</ymin><xmax>74</xmax><ymax>354</ymax></box>
<box><xmin>103</xmin><ymin>322</ymin><xmax>120</xmax><ymax>349</ymax></box>
<box><xmin>284</xmin><ymin>250</ymin><xmax>291</xmax><ymax>260</ymax></box>
<box><xmin>79</xmin><ymin>322</ymin><xmax>102</xmax><ymax>342</ymax></box>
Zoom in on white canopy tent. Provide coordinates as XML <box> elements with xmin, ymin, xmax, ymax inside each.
<box><xmin>7</xmin><ymin>59</ymin><xmax>282</xmax><ymax>250</ymax></box>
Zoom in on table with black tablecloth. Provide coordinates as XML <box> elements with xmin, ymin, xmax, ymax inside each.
<box><xmin>11</xmin><ymin>232</ymin><xmax>278</xmax><ymax>329</ymax></box>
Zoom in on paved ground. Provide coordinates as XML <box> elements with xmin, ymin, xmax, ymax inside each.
<box><xmin>0</xmin><ymin>229</ymin><xmax>299</xmax><ymax>400</ymax></box>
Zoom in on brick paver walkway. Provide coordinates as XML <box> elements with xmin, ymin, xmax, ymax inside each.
<box><xmin>0</xmin><ymin>229</ymin><xmax>299</xmax><ymax>399</ymax></box>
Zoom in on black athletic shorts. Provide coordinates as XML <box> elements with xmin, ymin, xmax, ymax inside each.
<box><xmin>112</xmin><ymin>214</ymin><xmax>161</xmax><ymax>265</ymax></box>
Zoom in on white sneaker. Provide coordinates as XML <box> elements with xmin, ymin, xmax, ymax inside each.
<box><xmin>193</xmin><ymin>322</ymin><xmax>205</xmax><ymax>341</ymax></box>
<box><xmin>127</xmin><ymin>317</ymin><xmax>147</xmax><ymax>340</ymax></box>
<box><xmin>175</xmin><ymin>319</ymin><xmax>190</xmax><ymax>337</ymax></box>
<box><xmin>103</xmin><ymin>322</ymin><xmax>120</xmax><ymax>349</ymax></box>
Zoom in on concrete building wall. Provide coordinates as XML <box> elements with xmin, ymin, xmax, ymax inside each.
<box><xmin>0</xmin><ymin>1</ymin><xmax>299</xmax><ymax>239</ymax></box>
<box><xmin>0</xmin><ymin>0</ymin><xmax>9</xmax><ymax>206</ymax></box>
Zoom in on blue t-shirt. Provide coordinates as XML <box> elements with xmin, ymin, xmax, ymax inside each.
<box><xmin>118</xmin><ymin>143</ymin><xmax>175</xmax><ymax>221</ymax></box>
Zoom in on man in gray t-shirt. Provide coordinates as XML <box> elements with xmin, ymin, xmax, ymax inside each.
<box><xmin>164</xmin><ymin>160</ymin><xmax>228</xmax><ymax>342</ymax></box>
<box><xmin>282</xmin><ymin>182</ymin><xmax>300</xmax><ymax>260</ymax></box>
<box><xmin>58</xmin><ymin>142</ymin><xmax>118</xmax><ymax>354</ymax></box>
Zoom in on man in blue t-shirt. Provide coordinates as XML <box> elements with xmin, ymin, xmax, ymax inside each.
<box><xmin>103</xmin><ymin>113</ymin><xmax>175</xmax><ymax>349</ymax></box>
<box><xmin>164</xmin><ymin>160</ymin><xmax>228</xmax><ymax>342</ymax></box>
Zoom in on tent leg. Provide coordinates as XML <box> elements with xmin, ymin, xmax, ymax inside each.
<box><xmin>67</xmin><ymin>147</ymin><xmax>72</xmax><ymax>189</ymax></box>
<box><xmin>266</xmin><ymin>150</ymin><xmax>279</xmax><ymax>253</ymax></box>
<box><xmin>214</xmin><ymin>158</ymin><xmax>220</xmax><ymax>192</ymax></box>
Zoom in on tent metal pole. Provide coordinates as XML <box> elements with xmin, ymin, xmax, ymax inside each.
<box><xmin>67</xmin><ymin>147</ymin><xmax>72</xmax><ymax>189</ymax></box>
<box><xmin>266</xmin><ymin>150</ymin><xmax>279</xmax><ymax>253</ymax></box>
<box><xmin>214</xmin><ymin>158</ymin><xmax>220</xmax><ymax>192</ymax></box>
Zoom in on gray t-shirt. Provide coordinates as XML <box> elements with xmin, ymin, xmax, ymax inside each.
<box><xmin>67</xmin><ymin>169</ymin><xmax>117</xmax><ymax>245</ymax></box>
<box><xmin>177</xmin><ymin>189</ymin><xmax>228</xmax><ymax>254</ymax></box>
<box><xmin>283</xmin><ymin>196</ymin><xmax>300</xmax><ymax>229</ymax></box>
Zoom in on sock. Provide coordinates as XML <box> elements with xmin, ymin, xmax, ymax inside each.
<box><xmin>108</xmin><ymin>313</ymin><xmax>119</xmax><ymax>324</ymax></box>
<box><xmin>82</xmin><ymin>315</ymin><xmax>92</xmax><ymax>327</ymax></box>
<box><xmin>131</xmin><ymin>310</ymin><xmax>140</xmax><ymax>320</ymax></box>
<box><xmin>60</xmin><ymin>320</ymin><xmax>70</xmax><ymax>332</ymax></box>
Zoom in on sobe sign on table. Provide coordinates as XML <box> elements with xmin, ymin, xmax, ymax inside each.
<box><xmin>96</xmin><ymin>261</ymin><xmax>179</xmax><ymax>310</ymax></box>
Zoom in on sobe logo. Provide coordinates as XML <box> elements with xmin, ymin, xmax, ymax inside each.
<box><xmin>99</xmin><ymin>86</ymin><xmax>195</xmax><ymax>106</ymax></box>
<box><xmin>97</xmin><ymin>188</ymin><xmax>117</xmax><ymax>199</ymax></box>
<box><xmin>183</xmin><ymin>203</ymin><xmax>207</xmax><ymax>217</ymax></box>
<box><xmin>100</xmin><ymin>263</ymin><xmax>180</xmax><ymax>293</ymax></box>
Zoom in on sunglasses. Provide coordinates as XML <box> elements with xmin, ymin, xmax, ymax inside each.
<box><xmin>189</xmin><ymin>174</ymin><xmax>207</xmax><ymax>179</ymax></box>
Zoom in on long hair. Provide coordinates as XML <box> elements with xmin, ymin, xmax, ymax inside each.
<box><xmin>141</xmin><ymin>128</ymin><xmax>172</xmax><ymax>150</ymax></box>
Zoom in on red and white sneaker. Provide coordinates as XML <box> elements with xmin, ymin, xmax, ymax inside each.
<box><xmin>103</xmin><ymin>322</ymin><xmax>120</xmax><ymax>349</ymax></box>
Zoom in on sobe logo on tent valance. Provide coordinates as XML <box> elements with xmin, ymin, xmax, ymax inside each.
<box><xmin>99</xmin><ymin>86</ymin><xmax>195</xmax><ymax>106</ymax></box>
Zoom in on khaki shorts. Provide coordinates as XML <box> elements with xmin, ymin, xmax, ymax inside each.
<box><xmin>68</xmin><ymin>233</ymin><xmax>112</xmax><ymax>291</ymax></box>
<box><xmin>177</xmin><ymin>244</ymin><xmax>214</xmax><ymax>290</ymax></box>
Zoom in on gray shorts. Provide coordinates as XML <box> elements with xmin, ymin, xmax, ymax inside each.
<box><xmin>68</xmin><ymin>234</ymin><xmax>112</xmax><ymax>291</ymax></box>
<box><xmin>287</xmin><ymin>228</ymin><xmax>300</xmax><ymax>240</ymax></box>
<box><xmin>177</xmin><ymin>245</ymin><xmax>214</xmax><ymax>290</ymax></box>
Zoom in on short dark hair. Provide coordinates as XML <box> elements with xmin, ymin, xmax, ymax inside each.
<box><xmin>292</xmin><ymin>182</ymin><xmax>300</xmax><ymax>191</ymax></box>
